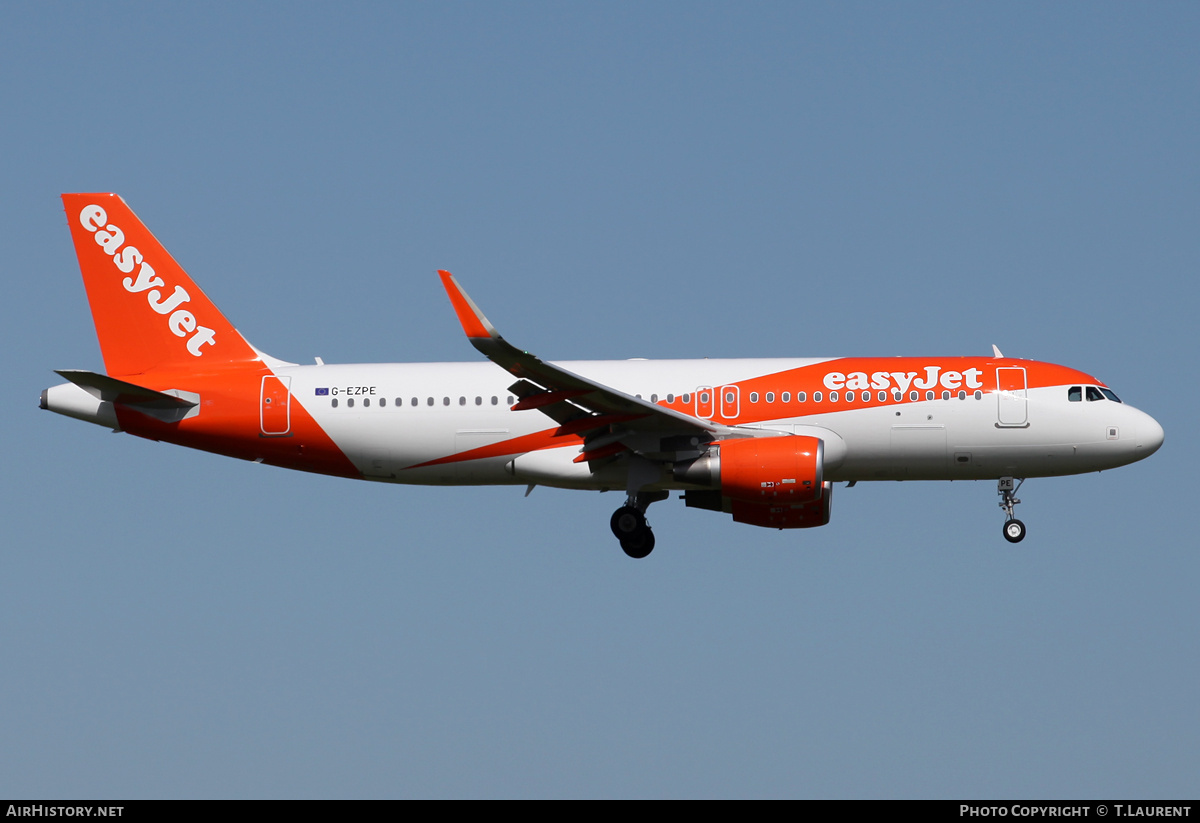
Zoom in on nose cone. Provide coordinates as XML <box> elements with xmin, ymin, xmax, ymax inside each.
<box><xmin>1138</xmin><ymin>413</ymin><xmax>1165</xmax><ymax>457</ymax></box>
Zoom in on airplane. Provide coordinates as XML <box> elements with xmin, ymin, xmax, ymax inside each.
<box><xmin>42</xmin><ymin>193</ymin><xmax>1165</xmax><ymax>558</ymax></box>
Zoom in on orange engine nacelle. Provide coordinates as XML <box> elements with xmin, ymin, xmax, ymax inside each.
<box><xmin>678</xmin><ymin>435</ymin><xmax>833</xmax><ymax>530</ymax></box>
<box><xmin>718</xmin><ymin>435</ymin><xmax>824</xmax><ymax>503</ymax></box>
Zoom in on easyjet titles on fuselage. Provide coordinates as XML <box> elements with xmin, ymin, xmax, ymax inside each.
<box><xmin>77</xmin><ymin>204</ymin><xmax>217</xmax><ymax>357</ymax></box>
<box><xmin>822</xmin><ymin>366</ymin><xmax>984</xmax><ymax>394</ymax></box>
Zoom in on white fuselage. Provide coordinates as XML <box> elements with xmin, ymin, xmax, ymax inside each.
<box><xmin>279</xmin><ymin>357</ymin><xmax>1162</xmax><ymax>489</ymax></box>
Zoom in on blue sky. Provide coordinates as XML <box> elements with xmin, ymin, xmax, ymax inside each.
<box><xmin>3</xmin><ymin>3</ymin><xmax>1197</xmax><ymax>798</ymax></box>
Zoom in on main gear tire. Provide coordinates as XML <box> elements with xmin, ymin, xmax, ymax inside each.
<box><xmin>610</xmin><ymin>506</ymin><xmax>646</xmax><ymax>539</ymax></box>
<box><xmin>620</xmin><ymin>528</ymin><xmax>655</xmax><ymax>559</ymax></box>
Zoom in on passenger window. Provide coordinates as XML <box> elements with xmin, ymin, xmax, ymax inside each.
<box><xmin>766</xmin><ymin>392</ymin><xmax>775</xmax><ymax>403</ymax></box>
<box><xmin>363</xmin><ymin>398</ymin><xmax>370</xmax><ymax>407</ymax></box>
<box><xmin>459</xmin><ymin>396</ymin><xmax>466</xmax><ymax>406</ymax></box>
<box><xmin>893</xmin><ymin>391</ymin><xmax>902</xmax><ymax>402</ymax></box>
<box><xmin>427</xmin><ymin>397</ymin><xmax>434</xmax><ymax>406</ymax></box>
<box><xmin>507</xmin><ymin>396</ymin><xmax>515</xmax><ymax>405</ymax></box>
<box><xmin>974</xmin><ymin>390</ymin><xmax>982</xmax><ymax>400</ymax></box>
<box><xmin>1068</xmin><ymin>386</ymin><xmax>1081</xmax><ymax>402</ymax></box>
<box><xmin>845</xmin><ymin>391</ymin><xmax>854</xmax><ymax>402</ymax></box>
<box><xmin>475</xmin><ymin>396</ymin><xmax>482</xmax><ymax>405</ymax></box>
<box><xmin>379</xmin><ymin>398</ymin><xmax>386</xmax><ymax>407</ymax></box>
<box><xmin>491</xmin><ymin>396</ymin><xmax>498</xmax><ymax>405</ymax></box>
<box><xmin>348</xmin><ymin>398</ymin><xmax>354</xmax><ymax>408</ymax></box>
<box><xmin>829</xmin><ymin>391</ymin><xmax>838</xmax><ymax>402</ymax></box>
<box><xmin>1086</xmin><ymin>386</ymin><xmax>1105</xmax><ymax>402</ymax></box>
<box><xmin>958</xmin><ymin>391</ymin><xmax>966</xmax><ymax>400</ymax></box>
<box><xmin>651</xmin><ymin>394</ymin><xmax>659</xmax><ymax>403</ymax></box>
<box><xmin>909</xmin><ymin>391</ymin><xmax>918</xmax><ymax>401</ymax></box>
<box><xmin>750</xmin><ymin>392</ymin><xmax>759</xmax><ymax>403</ymax></box>
<box><xmin>411</xmin><ymin>397</ymin><xmax>418</xmax><ymax>407</ymax></box>
<box><xmin>331</xmin><ymin>398</ymin><xmax>338</xmax><ymax>408</ymax></box>
<box><xmin>814</xmin><ymin>391</ymin><xmax>823</xmax><ymax>402</ymax></box>
<box><xmin>782</xmin><ymin>392</ymin><xmax>790</xmax><ymax>403</ymax></box>
<box><xmin>942</xmin><ymin>391</ymin><xmax>950</xmax><ymax>401</ymax></box>
<box><xmin>878</xmin><ymin>391</ymin><xmax>887</xmax><ymax>402</ymax></box>
<box><xmin>443</xmin><ymin>397</ymin><xmax>450</xmax><ymax>406</ymax></box>
<box><xmin>798</xmin><ymin>392</ymin><xmax>806</xmax><ymax>402</ymax></box>
<box><xmin>926</xmin><ymin>391</ymin><xmax>934</xmax><ymax>401</ymax></box>
<box><xmin>666</xmin><ymin>394</ymin><xmax>674</xmax><ymax>403</ymax></box>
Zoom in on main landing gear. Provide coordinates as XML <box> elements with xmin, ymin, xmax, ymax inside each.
<box><xmin>610</xmin><ymin>491</ymin><xmax>667</xmax><ymax>559</ymax></box>
<box><xmin>998</xmin><ymin>477</ymin><xmax>1026</xmax><ymax>543</ymax></box>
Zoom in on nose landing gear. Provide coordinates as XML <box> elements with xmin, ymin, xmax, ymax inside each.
<box><xmin>610</xmin><ymin>491</ymin><xmax>667</xmax><ymax>558</ymax></box>
<box><xmin>998</xmin><ymin>477</ymin><xmax>1026</xmax><ymax>543</ymax></box>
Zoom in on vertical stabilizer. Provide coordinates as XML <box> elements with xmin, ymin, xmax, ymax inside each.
<box><xmin>62</xmin><ymin>193</ymin><xmax>260</xmax><ymax>376</ymax></box>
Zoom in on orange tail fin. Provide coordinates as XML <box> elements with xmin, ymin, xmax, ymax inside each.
<box><xmin>62</xmin><ymin>193</ymin><xmax>260</xmax><ymax>377</ymax></box>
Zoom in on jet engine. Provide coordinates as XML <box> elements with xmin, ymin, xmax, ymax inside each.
<box><xmin>675</xmin><ymin>435</ymin><xmax>833</xmax><ymax>529</ymax></box>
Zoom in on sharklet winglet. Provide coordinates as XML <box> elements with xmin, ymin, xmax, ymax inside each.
<box><xmin>439</xmin><ymin>270</ymin><xmax>498</xmax><ymax>341</ymax></box>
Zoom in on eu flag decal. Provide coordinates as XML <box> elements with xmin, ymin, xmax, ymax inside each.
<box><xmin>315</xmin><ymin>388</ymin><xmax>329</xmax><ymax>396</ymax></box>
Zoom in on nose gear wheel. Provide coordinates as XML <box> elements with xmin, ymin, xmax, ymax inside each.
<box><xmin>1003</xmin><ymin>518</ymin><xmax>1027</xmax><ymax>543</ymax></box>
<box><xmin>998</xmin><ymin>477</ymin><xmax>1026</xmax><ymax>543</ymax></box>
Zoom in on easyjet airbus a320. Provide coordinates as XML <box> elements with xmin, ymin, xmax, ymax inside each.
<box><xmin>43</xmin><ymin>194</ymin><xmax>1164</xmax><ymax>557</ymax></box>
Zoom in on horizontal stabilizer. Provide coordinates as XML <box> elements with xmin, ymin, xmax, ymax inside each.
<box><xmin>55</xmin><ymin>369</ymin><xmax>197</xmax><ymax>409</ymax></box>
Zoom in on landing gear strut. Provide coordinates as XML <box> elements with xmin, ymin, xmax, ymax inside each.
<box><xmin>998</xmin><ymin>477</ymin><xmax>1026</xmax><ymax>543</ymax></box>
<box><xmin>610</xmin><ymin>491</ymin><xmax>666</xmax><ymax>558</ymax></box>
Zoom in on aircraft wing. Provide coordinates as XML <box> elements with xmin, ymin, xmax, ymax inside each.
<box><xmin>439</xmin><ymin>271</ymin><xmax>731</xmax><ymax>445</ymax></box>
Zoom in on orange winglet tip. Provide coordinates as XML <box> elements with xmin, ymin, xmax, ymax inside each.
<box><xmin>438</xmin><ymin>270</ymin><xmax>493</xmax><ymax>340</ymax></box>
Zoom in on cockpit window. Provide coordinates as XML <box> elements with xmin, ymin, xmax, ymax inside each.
<box><xmin>1086</xmin><ymin>386</ymin><xmax>1105</xmax><ymax>402</ymax></box>
<box><xmin>1068</xmin><ymin>386</ymin><xmax>1081</xmax><ymax>402</ymax></box>
<box><xmin>1101</xmin><ymin>388</ymin><xmax>1122</xmax><ymax>403</ymax></box>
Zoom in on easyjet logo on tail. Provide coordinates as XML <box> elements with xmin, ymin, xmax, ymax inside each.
<box><xmin>78</xmin><ymin>204</ymin><xmax>216</xmax><ymax>356</ymax></box>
